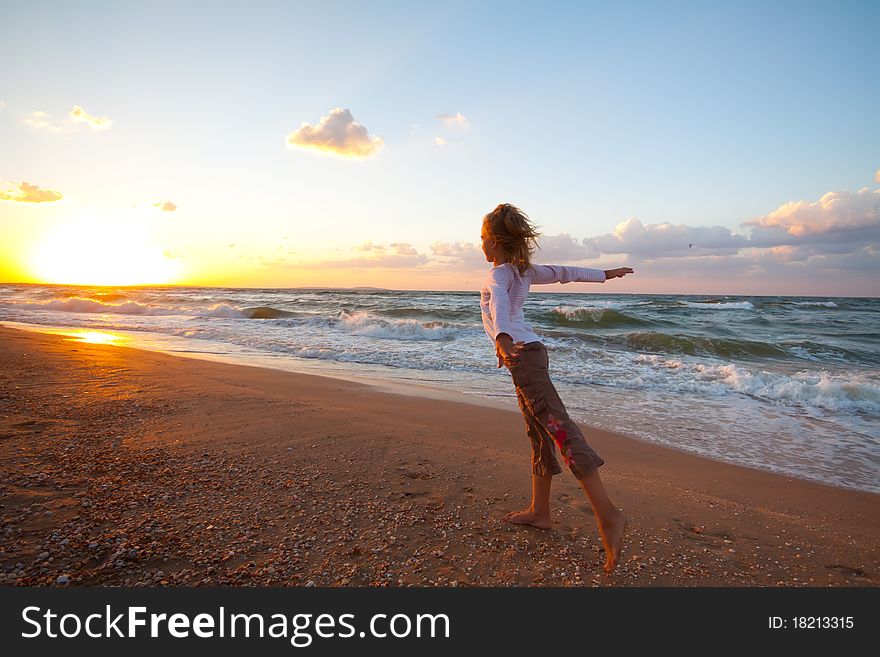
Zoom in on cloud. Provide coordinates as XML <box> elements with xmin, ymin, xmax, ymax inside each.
<box><xmin>568</xmin><ymin>178</ymin><xmax>880</xmax><ymax>294</ymax></box>
<box><xmin>629</xmin><ymin>244</ymin><xmax>880</xmax><ymax>293</ymax></box>
<box><xmin>269</xmin><ymin>242</ymin><xmax>427</xmax><ymax>270</ymax></box>
<box><xmin>153</xmin><ymin>200</ymin><xmax>177</xmax><ymax>212</ymax></box>
<box><xmin>0</xmin><ymin>181</ymin><xmax>63</xmax><ymax>203</ymax></box>
<box><xmin>389</xmin><ymin>242</ymin><xmax>417</xmax><ymax>256</ymax></box>
<box><xmin>585</xmin><ymin>218</ymin><xmax>749</xmax><ymax>258</ymax></box>
<box><xmin>744</xmin><ymin>187</ymin><xmax>880</xmax><ymax>245</ymax></box>
<box><xmin>70</xmin><ymin>105</ymin><xmax>113</xmax><ymax>130</ymax></box>
<box><xmin>25</xmin><ymin>106</ymin><xmax>113</xmax><ymax>133</ymax></box>
<box><xmin>537</xmin><ymin>233</ymin><xmax>600</xmax><ymax>261</ymax></box>
<box><xmin>435</xmin><ymin>136</ymin><xmax>446</xmax><ymax>147</ymax></box>
<box><xmin>267</xmin><ymin>253</ymin><xmax>428</xmax><ymax>270</ymax></box>
<box><xmin>25</xmin><ymin>111</ymin><xmax>63</xmax><ymax>133</ymax></box>
<box><xmin>0</xmin><ymin>100</ymin><xmax>6</xmax><ymax>110</ymax></box>
<box><xmin>355</xmin><ymin>241</ymin><xmax>417</xmax><ymax>255</ymax></box>
<box><xmin>285</xmin><ymin>108</ymin><xmax>383</xmax><ymax>158</ymax></box>
<box><xmin>438</xmin><ymin>112</ymin><xmax>468</xmax><ymax>126</ymax></box>
<box><xmin>573</xmin><ymin>183</ymin><xmax>879</xmax><ymax>285</ymax></box>
<box><xmin>355</xmin><ymin>241</ymin><xmax>386</xmax><ymax>252</ymax></box>
<box><xmin>429</xmin><ymin>241</ymin><xmax>486</xmax><ymax>268</ymax></box>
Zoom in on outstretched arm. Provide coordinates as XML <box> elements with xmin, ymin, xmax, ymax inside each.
<box><xmin>529</xmin><ymin>264</ymin><xmax>634</xmax><ymax>284</ymax></box>
<box><xmin>603</xmin><ymin>267</ymin><xmax>634</xmax><ymax>280</ymax></box>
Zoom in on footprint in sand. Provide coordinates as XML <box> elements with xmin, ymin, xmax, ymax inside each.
<box><xmin>397</xmin><ymin>466</ymin><xmax>436</xmax><ymax>480</ymax></box>
<box><xmin>556</xmin><ymin>491</ymin><xmax>593</xmax><ymax>516</ymax></box>
<box><xmin>675</xmin><ymin>518</ymin><xmax>732</xmax><ymax>544</ymax></box>
<box><xmin>826</xmin><ymin>564</ymin><xmax>868</xmax><ymax>580</ymax></box>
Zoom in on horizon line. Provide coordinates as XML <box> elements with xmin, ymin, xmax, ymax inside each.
<box><xmin>0</xmin><ymin>281</ymin><xmax>877</xmax><ymax>300</ymax></box>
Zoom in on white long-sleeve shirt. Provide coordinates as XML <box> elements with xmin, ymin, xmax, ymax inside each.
<box><xmin>480</xmin><ymin>263</ymin><xmax>606</xmax><ymax>346</ymax></box>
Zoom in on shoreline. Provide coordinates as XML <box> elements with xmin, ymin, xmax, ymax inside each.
<box><xmin>0</xmin><ymin>320</ymin><xmax>515</xmax><ymax>412</ymax></box>
<box><xmin>4</xmin><ymin>320</ymin><xmax>873</xmax><ymax>495</ymax></box>
<box><xmin>0</xmin><ymin>324</ymin><xmax>877</xmax><ymax>586</ymax></box>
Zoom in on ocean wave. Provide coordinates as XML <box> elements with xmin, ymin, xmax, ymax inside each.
<box><xmin>3</xmin><ymin>297</ymin><xmax>299</xmax><ymax>320</ymax></box>
<box><xmin>681</xmin><ymin>300</ymin><xmax>755</xmax><ymax>310</ymax></box>
<box><xmin>622</xmin><ymin>331</ymin><xmax>787</xmax><ymax>359</ymax></box>
<box><xmin>241</xmin><ymin>306</ymin><xmax>300</xmax><ymax>319</ymax></box>
<box><xmin>759</xmin><ymin>299</ymin><xmax>841</xmax><ymax>309</ymax></box>
<box><xmin>6</xmin><ymin>297</ymin><xmax>185</xmax><ymax>316</ymax></box>
<box><xmin>380</xmin><ymin>306</ymin><xmax>474</xmax><ymax>321</ymax></box>
<box><xmin>337</xmin><ymin>310</ymin><xmax>462</xmax><ymax>341</ymax></box>
<box><xmin>780</xmin><ymin>340</ymin><xmax>875</xmax><ymax>365</ymax></box>
<box><xmin>631</xmin><ymin>355</ymin><xmax>880</xmax><ymax>414</ymax></box>
<box><xmin>792</xmin><ymin>301</ymin><xmax>839</xmax><ymax>308</ymax></box>
<box><xmin>549</xmin><ymin>305</ymin><xmax>648</xmax><ymax>328</ymax></box>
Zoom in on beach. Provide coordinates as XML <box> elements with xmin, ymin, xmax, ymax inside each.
<box><xmin>0</xmin><ymin>324</ymin><xmax>877</xmax><ymax>587</ymax></box>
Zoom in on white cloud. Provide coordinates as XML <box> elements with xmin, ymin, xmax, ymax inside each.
<box><xmin>25</xmin><ymin>111</ymin><xmax>63</xmax><ymax>133</ymax></box>
<box><xmin>568</xmin><ymin>177</ymin><xmax>880</xmax><ymax>294</ymax></box>
<box><xmin>438</xmin><ymin>112</ymin><xmax>468</xmax><ymax>126</ymax></box>
<box><xmin>631</xmin><ymin>244</ymin><xmax>879</xmax><ymax>293</ymax></box>
<box><xmin>355</xmin><ymin>241</ymin><xmax>386</xmax><ymax>252</ymax></box>
<box><xmin>745</xmin><ymin>187</ymin><xmax>880</xmax><ymax>244</ymax></box>
<box><xmin>435</xmin><ymin>136</ymin><xmax>446</xmax><ymax>147</ymax></box>
<box><xmin>586</xmin><ymin>218</ymin><xmax>748</xmax><ymax>258</ymax></box>
<box><xmin>0</xmin><ymin>181</ymin><xmax>63</xmax><ymax>203</ymax></box>
<box><xmin>429</xmin><ymin>241</ymin><xmax>486</xmax><ymax>269</ymax></box>
<box><xmin>389</xmin><ymin>243</ymin><xmax>418</xmax><ymax>256</ymax></box>
<box><xmin>70</xmin><ymin>105</ymin><xmax>113</xmax><ymax>130</ymax></box>
<box><xmin>25</xmin><ymin>105</ymin><xmax>113</xmax><ymax>133</ymax></box>
<box><xmin>285</xmin><ymin>108</ymin><xmax>383</xmax><ymax>158</ymax></box>
<box><xmin>0</xmin><ymin>100</ymin><xmax>6</xmax><ymax>110</ymax></box>
<box><xmin>268</xmin><ymin>253</ymin><xmax>428</xmax><ymax>270</ymax></box>
<box><xmin>537</xmin><ymin>233</ymin><xmax>600</xmax><ymax>261</ymax></box>
<box><xmin>272</xmin><ymin>242</ymin><xmax>427</xmax><ymax>270</ymax></box>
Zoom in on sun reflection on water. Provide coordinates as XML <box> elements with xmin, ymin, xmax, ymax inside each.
<box><xmin>60</xmin><ymin>330</ymin><xmax>127</xmax><ymax>345</ymax></box>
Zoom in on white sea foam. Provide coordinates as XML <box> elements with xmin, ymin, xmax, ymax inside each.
<box><xmin>6</xmin><ymin>297</ymin><xmax>250</xmax><ymax>318</ymax></box>
<box><xmin>629</xmin><ymin>354</ymin><xmax>880</xmax><ymax>414</ymax></box>
<box><xmin>552</xmin><ymin>305</ymin><xmax>608</xmax><ymax>321</ymax></box>
<box><xmin>337</xmin><ymin>310</ymin><xmax>462</xmax><ymax>341</ymax></box>
<box><xmin>682</xmin><ymin>301</ymin><xmax>754</xmax><ymax>310</ymax></box>
<box><xmin>793</xmin><ymin>301</ymin><xmax>839</xmax><ymax>308</ymax></box>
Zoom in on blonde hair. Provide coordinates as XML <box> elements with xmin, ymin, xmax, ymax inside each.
<box><xmin>482</xmin><ymin>203</ymin><xmax>541</xmax><ymax>275</ymax></box>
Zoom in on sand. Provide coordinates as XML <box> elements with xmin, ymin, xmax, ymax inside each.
<box><xmin>0</xmin><ymin>324</ymin><xmax>877</xmax><ymax>587</ymax></box>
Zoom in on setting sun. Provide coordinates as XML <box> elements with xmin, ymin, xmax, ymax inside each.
<box><xmin>26</xmin><ymin>212</ymin><xmax>183</xmax><ymax>286</ymax></box>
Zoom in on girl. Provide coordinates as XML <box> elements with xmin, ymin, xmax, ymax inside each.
<box><xmin>480</xmin><ymin>203</ymin><xmax>633</xmax><ymax>574</ymax></box>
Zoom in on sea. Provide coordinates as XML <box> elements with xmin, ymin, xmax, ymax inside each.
<box><xmin>1</xmin><ymin>284</ymin><xmax>878</xmax><ymax>494</ymax></box>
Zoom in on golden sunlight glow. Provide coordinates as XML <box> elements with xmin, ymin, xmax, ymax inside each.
<box><xmin>61</xmin><ymin>330</ymin><xmax>127</xmax><ymax>345</ymax></box>
<box><xmin>27</xmin><ymin>212</ymin><xmax>183</xmax><ymax>286</ymax></box>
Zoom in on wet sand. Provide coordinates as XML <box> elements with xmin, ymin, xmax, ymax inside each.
<box><xmin>0</xmin><ymin>325</ymin><xmax>877</xmax><ymax>587</ymax></box>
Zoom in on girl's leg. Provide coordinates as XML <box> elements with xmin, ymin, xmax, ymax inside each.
<box><xmin>577</xmin><ymin>468</ymin><xmax>627</xmax><ymax>574</ymax></box>
<box><xmin>504</xmin><ymin>473</ymin><xmax>553</xmax><ymax>530</ymax></box>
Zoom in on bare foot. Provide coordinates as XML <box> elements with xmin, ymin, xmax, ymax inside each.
<box><xmin>503</xmin><ymin>508</ymin><xmax>552</xmax><ymax>530</ymax></box>
<box><xmin>598</xmin><ymin>510</ymin><xmax>628</xmax><ymax>574</ymax></box>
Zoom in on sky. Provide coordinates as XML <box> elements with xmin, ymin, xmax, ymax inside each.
<box><xmin>1</xmin><ymin>0</ymin><xmax>878</xmax><ymax>295</ymax></box>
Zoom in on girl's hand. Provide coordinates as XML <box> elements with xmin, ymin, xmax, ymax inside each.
<box><xmin>496</xmin><ymin>335</ymin><xmax>525</xmax><ymax>368</ymax></box>
<box><xmin>604</xmin><ymin>267</ymin><xmax>634</xmax><ymax>279</ymax></box>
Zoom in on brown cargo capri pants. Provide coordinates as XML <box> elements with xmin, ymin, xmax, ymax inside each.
<box><xmin>506</xmin><ymin>341</ymin><xmax>604</xmax><ymax>479</ymax></box>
